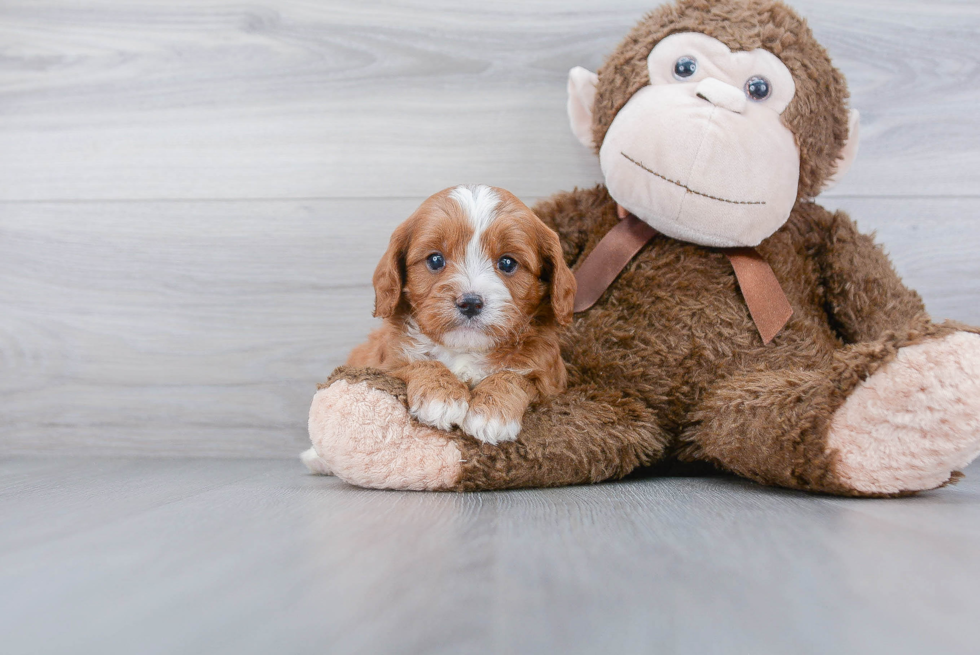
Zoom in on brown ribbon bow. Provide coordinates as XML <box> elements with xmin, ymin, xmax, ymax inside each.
<box><xmin>573</xmin><ymin>206</ymin><xmax>793</xmax><ymax>345</ymax></box>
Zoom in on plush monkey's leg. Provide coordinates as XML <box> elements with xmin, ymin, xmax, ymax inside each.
<box><xmin>682</xmin><ymin>330</ymin><xmax>980</xmax><ymax>496</ymax></box>
<box><xmin>306</xmin><ymin>367</ymin><xmax>668</xmax><ymax>491</ymax></box>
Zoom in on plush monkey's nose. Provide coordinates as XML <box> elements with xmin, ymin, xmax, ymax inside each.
<box><xmin>456</xmin><ymin>294</ymin><xmax>484</xmax><ymax>318</ymax></box>
<box><xmin>696</xmin><ymin>77</ymin><xmax>746</xmax><ymax>114</ymax></box>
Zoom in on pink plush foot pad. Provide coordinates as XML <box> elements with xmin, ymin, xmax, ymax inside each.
<box><xmin>828</xmin><ymin>332</ymin><xmax>980</xmax><ymax>494</ymax></box>
<box><xmin>305</xmin><ymin>379</ymin><xmax>463</xmax><ymax>491</ymax></box>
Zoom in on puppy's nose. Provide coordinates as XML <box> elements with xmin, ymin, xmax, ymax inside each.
<box><xmin>456</xmin><ymin>293</ymin><xmax>484</xmax><ymax>318</ymax></box>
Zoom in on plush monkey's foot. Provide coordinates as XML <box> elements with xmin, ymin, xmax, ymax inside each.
<box><xmin>827</xmin><ymin>332</ymin><xmax>980</xmax><ymax>494</ymax></box>
<box><xmin>306</xmin><ymin>377</ymin><xmax>463</xmax><ymax>491</ymax></box>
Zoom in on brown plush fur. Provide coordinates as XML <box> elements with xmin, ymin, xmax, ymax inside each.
<box><xmin>319</xmin><ymin>0</ymin><xmax>979</xmax><ymax>495</ymax></box>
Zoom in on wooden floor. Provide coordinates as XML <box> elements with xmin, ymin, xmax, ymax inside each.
<box><xmin>2</xmin><ymin>456</ymin><xmax>980</xmax><ymax>655</ymax></box>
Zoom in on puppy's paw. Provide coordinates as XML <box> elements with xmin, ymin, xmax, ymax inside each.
<box><xmin>410</xmin><ymin>396</ymin><xmax>469</xmax><ymax>431</ymax></box>
<box><xmin>406</xmin><ymin>370</ymin><xmax>471</xmax><ymax>431</ymax></box>
<box><xmin>461</xmin><ymin>408</ymin><xmax>522</xmax><ymax>445</ymax></box>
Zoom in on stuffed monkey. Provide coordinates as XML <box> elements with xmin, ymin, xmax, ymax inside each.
<box><xmin>305</xmin><ymin>0</ymin><xmax>980</xmax><ymax>496</ymax></box>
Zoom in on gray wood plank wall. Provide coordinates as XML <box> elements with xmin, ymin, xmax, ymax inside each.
<box><xmin>1</xmin><ymin>0</ymin><xmax>978</xmax><ymax>456</ymax></box>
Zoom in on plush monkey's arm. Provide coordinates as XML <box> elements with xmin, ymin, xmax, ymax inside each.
<box><xmin>308</xmin><ymin>366</ymin><xmax>669</xmax><ymax>491</ymax></box>
<box><xmin>805</xmin><ymin>203</ymin><xmax>930</xmax><ymax>343</ymax></box>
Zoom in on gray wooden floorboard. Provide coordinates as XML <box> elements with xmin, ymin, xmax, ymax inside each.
<box><xmin>2</xmin><ymin>196</ymin><xmax>978</xmax><ymax>456</ymax></box>
<box><xmin>1</xmin><ymin>456</ymin><xmax>979</xmax><ymax>655</ymax></box>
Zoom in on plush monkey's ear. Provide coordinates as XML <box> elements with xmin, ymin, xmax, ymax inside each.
<box><xmin>821</xmin><ymin>109</ymin><xmax>861</xmax><ymax>193</ymax></box>
<box><xmin>372</xmin><ymin>219</ymin><xmax>413</xmax><ymax>318</ymax></box>
<box><xmin>538</xmin><ymin>223</ymin><xmax>577</xmax><ymax>325</ymax></box>
<box><xmin>567</xmin><ymin>66</ymin><xmax>599</xmax><ymax>150</ymax></box>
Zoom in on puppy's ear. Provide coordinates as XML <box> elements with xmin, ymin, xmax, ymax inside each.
<box><xmin>537</xmin><ymin>220</ymin><xmax>576</xmax><ymax>326</ymax></box>
<box><xmin>372</xmin><ymin>217</ymin><xmax>414</xmax><ymax>318</ymax></box>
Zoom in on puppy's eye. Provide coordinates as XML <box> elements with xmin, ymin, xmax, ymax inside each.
<box><xmin>425</xmin><ymin>253</ymin><xmax>445</xmax><ymax>272</ymax></box>
<box><xmin>673</xmin><ymin>56</ymin><xmax>698</xmax><ymax>80</ymax></box>
<box><xmin>497</xmin><ymin>256</ymin><xmax>518</xmax><ymax>275</ymax></box>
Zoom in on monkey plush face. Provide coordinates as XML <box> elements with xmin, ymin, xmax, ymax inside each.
<box><xmin>568</xmin><ymin>0</ymin><xmax>861</xmax><ymax>248</ymax></box>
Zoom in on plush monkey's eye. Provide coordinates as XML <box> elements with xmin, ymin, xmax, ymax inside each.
<box><xmin>673</xmin><ymin>56</ymin><xmax>698</xmax><ymax>80</ymax></box>
<box><xmin>425</xmin><ymin>253</ymin><xmax>445</xmax><ymax>272</ymax></box>
<box><xmin>497</xmin><ymin>256</ymin><xmax>518</xmax><ymax>275</ymax></box>
<box><xmin>745</xmin><ymin>76</ymin><xmax>772</xmax><ymax>101</ymax></box>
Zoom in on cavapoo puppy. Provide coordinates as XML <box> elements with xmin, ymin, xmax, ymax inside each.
<box><xmin>348</xmin><ymin>184</ymin><xmax>576</xmax><ymax>445</ymax></box>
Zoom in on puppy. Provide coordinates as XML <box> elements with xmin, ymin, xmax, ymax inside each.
<box><xmin>347</xmin><ymin>184</ymin><xmax>576</xmax><ymax>444</ymax></box>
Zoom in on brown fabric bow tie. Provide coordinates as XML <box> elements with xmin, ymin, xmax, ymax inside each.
<box><xmin>572</xmin><ymin>205</ymin><xmax>793</xmax><ymax>345</ymax></box>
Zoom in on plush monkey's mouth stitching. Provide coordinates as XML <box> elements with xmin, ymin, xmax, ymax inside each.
<box><xmin>621</xmin><ymin>152</ymin><xmax>766</xmax><ymax>206</ymax></box>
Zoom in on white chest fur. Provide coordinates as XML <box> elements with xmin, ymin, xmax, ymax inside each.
<box><xmin>432</xmin><ymin>347</ymin><xmax>493</xmax><ymax>385</ymax></box>
<box><xmin>402</xmin><ymin>324</ymin><xmax>496</xmax><ymax>386</ymax></box>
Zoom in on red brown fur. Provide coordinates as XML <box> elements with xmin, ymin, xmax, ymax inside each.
<box><xmin>348</xmin><ymin>185</ymin><xmax>576</xmax><ymax>443</ymax></box>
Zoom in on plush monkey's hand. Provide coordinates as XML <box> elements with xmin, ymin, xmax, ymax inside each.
<box><xmin>304</xmin><ymin>367</ymin><xmax>466</xmax><ymax>491</ymax></box>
